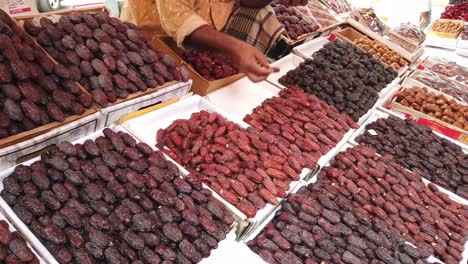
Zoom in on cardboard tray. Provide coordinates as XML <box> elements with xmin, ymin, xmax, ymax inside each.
<box><xmin>0</xmin><ymin>12</ymin><xmax>99</xmax><ymax>149</ymax></box>
<box><xmin>386</xmin><ymin>84</ymin><xmax>468</xmax><ymax>145</ymax></box>
<box><xmin>388</xmin><ymin>30</ymin><xmax>424</xmax><ymax>53</ymax></box>
<box><xmin>95</xmin><ymin>80</ymin><xmax>192</xmax><ymax>129</ymax></box>
<box><xmin>266</xmin><ymin>53</ymin><xmax>305</xmax><ymax>88</ymax></box>
<box><xmin>120</xmin><ymin>95</ymin><xmax>309</xmax><ymax>239</ymax></box>
<box><xmin>429</xmin><ymin>19</ymin><xmax>464</xmax><ymax>39</ymax></box>
<box><xmin>0</xmin><ymin>108</ymin><xmax>97</xmax><ymax>149</ymax></box>
<box><xmin>0</xmin><ymin>125</ymin><xmax>244</xmax><ymax>264</ymax></box>
<box><xmin>334</xmin><ymin>27</ymin><xmax>410</xmax><ymax>76</ymax></box>
<box><xmin>16</xmin><ymin>9</ymin><xmax>189</xmax><ymax>110</ymax></box>
<box><xmin>346</xmin><ymin>18</ymin><xmax>424</xmax><ymax>62</ymax></box>
<box><xmin>151</xmin><ymin>36</ymin><xmax>244</xmax><ymax>96</ymax></box>
<box><xmin>291</xmin><ymin>36</ymin><xmax>330</xmax><ymax>59</ymax></box>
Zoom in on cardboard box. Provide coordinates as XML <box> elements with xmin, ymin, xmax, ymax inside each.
<box><xmin>151</xmin><ymin>36</ymin><xmax>244</xmax><ymax>95</ymax></box>
<box><xmin>96</xmin><ymin>80</ymin><xmax>192</xmax><ymax>129</ymax></box>
<box><xmin>429</xmin><ymin>19</ymin><xmax>464</xmax><ymax>39</ymax></box>
<box><xmin>385</xmin><ymin>84</ymin><xmax>468</xmax><ymax>145</ymax></box>
<box><xmin>0</xmin><ymin>111</ymin><xmax>100</xmax><ymax>172</ymax></box>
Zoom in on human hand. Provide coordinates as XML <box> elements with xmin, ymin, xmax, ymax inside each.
<box><xmin>230</xmin><ymin>42</ymin><xmax>278</xmax><ymax>82</ymax></box>
<box><xmin>277</xmin><ymin>0</ymin><xmax>308</xmax><ymax>6</ymax></box>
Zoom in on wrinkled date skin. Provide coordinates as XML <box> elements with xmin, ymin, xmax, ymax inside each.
<box><xmin>157</xmin><ymin>109</ymin><xmax>323</xmax><ymax>218</ymax></box>
<box><xmin>270</xmin><ymin>1</ymin><xmax>320</xmax><ymax>40</ymax></box>
<box><xmin>243</xmin><ymin>86</ymin><xmax>358</xmax><ymax>169</ymax></box>
<box><xmin>23</xmin><ymin>11</ymin><xmax>190</xmax><ymax>107</ymax></box>
<box><xmin>357</xmin><ymin>116</ymin><xmax>468</xmax><ymax>199</ymax></box>
<box><xmin>279</xmin><ymin>40</ymin><xmax>398</xmax><ymax>122</ymax></box>
<box><xmin>0</xmin><ymin>220</ymin><xmax>40</xmax><ymax>262</ymax></box>
<box><xmin>182</xmin><ymin>49</ymin><xmax>238</xmax><ymax>81</ymax></box>
<box><xmin>0</xmin><ymin>10</ymin><xmax>91</xmax><ymax>140</ymax></box>
<box><xmin>1</xmin><ymin>128</ymin><xmax>233</xmax><ymax>263</ymax></box>
<box><xmin>248</xmin><ymin>145</ymin><xmax>467</xmax><ymax>264</ymax></box>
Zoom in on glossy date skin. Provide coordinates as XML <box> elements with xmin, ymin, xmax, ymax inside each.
<box><xmin>2</xmin><ymin>128</ymin><xmax>233</xmax><ymax>264</ymax></box>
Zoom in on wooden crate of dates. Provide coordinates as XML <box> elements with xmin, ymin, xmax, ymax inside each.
<box><xmin>0</xmin><ymin>9</ymin><xmax>101</xmax><ymax>169</ymax></box>
<box><xmin>271</xmin><ymin>0</ymin><xmax>321</xmax><ymax>45</ymax></box>
<box><xmin>17</xmin><ymin>8</ymin><xmax>192</xmax><ymax>113</ymax></box>
<box><xmin>0</xmin><ymin>125</ymin><xmax>237</xmax><ymax>264</ymax></box>
<box><xmin>151</xmin><ymin>36</ymin><xmax>243</xmax><ymax>96</ymax></box>
<box><xmin>388</xmin><ymin>84</ymin><xmax>468</xmax><ymax>145</ymax></box>
<box><xmin>247</xmin><ymin>144</ymin><xmax>468</xmax><ymax>264</ymax></box>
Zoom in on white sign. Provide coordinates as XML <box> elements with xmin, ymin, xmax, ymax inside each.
<box><xmin>0</xmin><ymin>0</ymin><xmax>39</xmax><ymax>17</ymax></box>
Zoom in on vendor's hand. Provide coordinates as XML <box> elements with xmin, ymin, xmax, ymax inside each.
<box><xmin>231</xmin><ymin>42</ymin><xmax>278</xmax><ymax>82</ymax></box>
<box><xmin>278</xmin><ymin>0</ymin><xmax>308</xmax><ymax>6</ymax></box>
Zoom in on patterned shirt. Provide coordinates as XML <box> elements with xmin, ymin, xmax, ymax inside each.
<box><xmin>120</xmin><ymin>0</ymin><xmax>236</xmax><ymax>46</ymax></box>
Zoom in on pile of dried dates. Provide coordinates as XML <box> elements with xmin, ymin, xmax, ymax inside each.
<box><xmin>182</xmin><ymin>49</ymin><xmax>238</xmax><ymax>81</ymax></box>
<box><xmin>249</xmin><ymin>145</ymin><xmax>467</xmax><ymax>263</ymax></box>
<box><xmin>356</xmin><ymin>115</ymin><xmax>468</xmax><ymax>199</ymax></box>
<box><xmin>395</xmin><ymin>86</ymin><xmax>468</xmax><ymax>130</ymax></box>
<box><xmin>157</xmin><ymin>110</ymin><xmax>307</xmax><ymax>218</ymax></box>
<box><xmin>0</xmin><ymin>219</ymin><xmax>40</xmax><ymax>263</ymax></box>
<box><xmin>244</xmin><ymin>87</ymin><xmax>358</xmax><ymax>164</ymax></box>
<box><xmin>354</xmin><ymin>37</ymin><xmax>408</xmax><ymax>71</ymax></box>
<box><xmin>279</xmin><ymin>40</ymin><xmax>397</xmax><ymax>121</ymax></box>
<box><xmin>271</xmin><ymin>1</ymin><xmax>320</xmax><ymax>40</ymax></box>
<box><xmin>1</xmin><ymin>128</ymin><xmax>233</xmax><ymax>263</ymax></box>
<box><xmin>23</xmin><ymin>11</ymin><xmax>190</xmax><ymax>107</ymax></box>
<box><xmin>0</xmin><ymin>10</ymin><xmax>92</xmax><ymax>139</ymax></box>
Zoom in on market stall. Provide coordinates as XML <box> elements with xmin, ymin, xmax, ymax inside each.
<box><xmin>0</xmin><ymin>0</ymin><xmax>467</xmax><ymax>264</ymax></box>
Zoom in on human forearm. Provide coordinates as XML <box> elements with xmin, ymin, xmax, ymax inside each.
<box><xmin>239</xmin><ymin>0</ymin><xmax>273</xmax><ymax>8</ymax></box>
<box><xmin>186</xmin><ymin>25</ymin><xmax>243</xmax><ymax>55</ymax></box>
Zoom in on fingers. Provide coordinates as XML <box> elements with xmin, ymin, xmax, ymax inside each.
<box><xmin>246</xmin><ymin>72</ymin><xmax>268</xmax><ymax>83</ymax></box>
<box><xmin>255</xmin><ymin>52</ymin><xmax>271</xmax><ymax>68</ymax></box>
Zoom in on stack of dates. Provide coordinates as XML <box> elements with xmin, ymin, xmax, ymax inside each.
<box><xmin>356</xmin><ymin>116</ymin><xmax>468</xmax><ymax>199</ymax></box>
<box><xmin>279</xmin><ymin>40</ymin><xmax>398</xmax><ymax>121</ymax></box>
<box><xmin>248</xmin><ymin>185</ymin><xmax>430</xmax><ymax>264</ymax></box>
<box><xmin>1</xmin><ymin>128</ymin><xmax>233</xmax><ymax>263</ymax></box>
<box><xmin>157</xmin><ymin>111</ymin><xmax>307</xmax><ymax>218</ymax></box>
<box><xmin>243</xmin><ymin>87</ymin><xmax>358</xmax><ymax>164</ymax></box>
<box><xmin>249</xmin><ymin>145</ymin><xmax>468</xmax><ymax>263</ymax></box>
<box><xmin>0</xmin><ymin>220</ymin><xmax>40</xmax><ymax>263</ymax></box>
<box><xmin>182</xmin><ymin>49</ymin><xmax>238</xmax><ymax>81</ymax></box>
<box><xmin>0</xmin><ymin>10</ymin><xmax>92</xmax><ymax>139</ymax></box>
<box><xmin>23</xmin><ymin>11</ymin><xmax>190</xmax><ymax>107</ymax></box>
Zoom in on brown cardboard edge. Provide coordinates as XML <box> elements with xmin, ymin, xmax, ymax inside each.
<box><xmin>150</xmin><ymin>36</ymin><xmax>245</xmax><ymax>95</ymax></box>
<box><xmin>389</xmin><ymin>86</ymin><xmax>468</xmax><ymax>135</ymax></box>
<box><xmin>0</xmin><ymin>108</ymin><xmax>97</xmax><ymax>149</ymax></box>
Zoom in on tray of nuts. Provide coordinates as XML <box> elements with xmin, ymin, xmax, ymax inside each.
<box><xmin>0</xmin><ymin>125</ymin><xmax>240</xmax><ymax>264</ymax></box>
<box><xmin>349</xmin><ymin>108</ymin><xmax>468</xmax><ymax>201</ymax></box>
<box><xmin>0</xmin><ymin>212</ymin><xmax>46</xmax><ymax>263</ymax></box>
<box><xmin>246</xmin><ymin>143</ymin><xmax>468</xmax><ymax>264</ymax></box>
<box><xmin>429</xmin><ymin>19</ymin><xmax>464</xmax><ymax>39</ymax></box>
